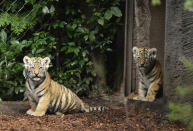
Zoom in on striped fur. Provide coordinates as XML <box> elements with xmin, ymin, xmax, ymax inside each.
<box><xmin>23</xmin><ymin>56</ymin><xmax>108</xmax><ymax>116</ymax></box>
<box><xmin>128</xmin><ymin>47</ymin><xmax>163</xmax><ymax>102</ymax></box>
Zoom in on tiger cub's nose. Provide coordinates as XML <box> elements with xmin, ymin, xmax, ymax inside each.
<box><xmin>140</xmin><ymin>63</ymin><xmax>145</xmax><ymax>67</ymax></box>
<box><xmin>34</xmin><ymin>72</ymin><xmax>39</xmax><ymax>76</ymax></box>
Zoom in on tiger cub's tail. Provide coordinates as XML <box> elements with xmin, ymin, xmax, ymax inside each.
<box><xmin>88</xmin><ymin>106</ymin><xmax>109</xmax><ymax>112</ymax></box>
<box><xmin>81</xmin><ymin>103</ymin><xmax>109</xmax><ymax>112</ymax></box>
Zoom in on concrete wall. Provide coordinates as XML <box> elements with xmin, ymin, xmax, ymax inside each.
<box><xmin>164</xmin><ymin>0</ymin><xmax>193</xmax><ymax>102</ymax></box>
<box><xmin>150</xmin><ymin>0</ymin><xmax>165</xmax><ymax>70</ymax></box>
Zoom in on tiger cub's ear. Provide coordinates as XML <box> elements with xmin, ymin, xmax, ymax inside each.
<box><xmin>150</xmin><ymin>48</ymin><xmax>157</xmax><ymax>59</ymax></box>
<box><xmin>132</xmin><ymin>46</ymin><xmax>139</xmax><ymax>58</ymax></box>
<box><xmin>43</xmin><ymin>57</ymin><xmax>51</xmax><ymax>69</ymax></box>
<box><xmin>23</xmin><ymin>56</ymin><xmax>31</xmax><ymax>68</ymax></box>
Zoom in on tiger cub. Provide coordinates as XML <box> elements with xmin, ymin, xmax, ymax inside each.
<box><xmin>128</xmin><ymin>46</ymin><xmax>162</xmax><ymax>102</ymax></box>
<box><xmin>23</xmin><ymin>56</ymin><xmax>108</xmax><ymax>116</ymax></box>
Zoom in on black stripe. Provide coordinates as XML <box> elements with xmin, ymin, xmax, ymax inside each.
<box><xmin>150</xmin><ymin>73</ymin><xmax>160</xmax><ymax>83</ymax></box>
<box><xmin>49</xmin><ymin>99</ymin><xmax>54</xmax><ymax>112</ymax></box>
<box><xmin>57</xmin><ymin>88</ymin><xmax>63</xmax><ymax>112</ymax></box>
<box><xmin>37</xmin><ymin>81</ymin><xmax>51</xmax><ymax>97</ymax></box>
<box><xmin>34</xmin><ymin>77</ymin><xmax>45</xmax><ymax>89</ymax></box>
<box><xmin>140</xmin><ymin>80</ymin><xmax>145</xmax><ymax>85</ymax></box>
<box><xmin>147</xmin><ymin>71</ymin><xmax>156</xmax><ymax>79</ymax></box>
<box><xmin>37</xmin><ymin>89</ymin><xmax>48</xmax><ymax>98</ymax></box>
<box><xmin>27</xmin><ymin>80</ymin><xmax>32</xmax><ymax>90</ymax></box>
<box><xmin>53</xmin><ymin>94</ymin><xmax>60</xmax><ymax>112</ymax></box>
<box><xmin>157</xmin><ymin>71</ymin><xmax>162</xmax><ymax>79</ymax></box>
<box><xmin>36</xmin><ymin>86</ymin><xmax>46</xmax><ymax>95</ymax></box>
<box><xmin>152</xmin><ymin>71</ymin><xmax>161</xmax><ymax>83</ymax></box>
<box><xmin>69</xmin><ymin>97</ymin><xmax>76</xmax><ymax>111</ymax></box>
<box><xmin>63</xmin><ymin>92</ymin><xmax>68</xmax><ymax>111</ymax></box>
<box><xmin>56</xmin><ymin>96</ymin><xmax>62</xmax><ymax>112</ymax></box>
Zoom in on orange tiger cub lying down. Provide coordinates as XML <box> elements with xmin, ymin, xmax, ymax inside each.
<box><xmin>23</xmin><ymin>56</ymin><xmax>108</xmax><ymax>116</ymax></box>
<box><xmin>128</xmin><ymin>47</ymin><xmax>163</xmax><ymax>102</ymax></box>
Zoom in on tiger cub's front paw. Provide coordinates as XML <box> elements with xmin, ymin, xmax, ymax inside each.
<box><xmin>27</xmin><ymin>109</ymin><xmax>45</xmax><ymax>116</ymax></box>
<box><xmin>132</xmin><ymin>96</ymin><xmax>141</xmax><ymax>100</ymax></box>
<box><xmin>29</xmin><ymin>112</ymin><xmax>45</xmax><ymax>116</ymax></box>
<box><xmin>30</xmin><ymin>112</ymin><xmax>45</xmax><ymax>117</ymax></box>
<box><xmin>26</xmin><ymin>109</ymin><xmax>35</xmax><ymax>115</ymax></box>
<box><xmin>128</xmin><ymin>93</ymin><xmax>141</xmax><ymax>100</ymax></box>
<box><xmin>142</xmin><ymin>96</ymin><xmax>155</xmax><ymax>102</ymax></box>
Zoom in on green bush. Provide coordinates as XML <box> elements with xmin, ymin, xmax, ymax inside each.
<box><xmin>168</xmin><ymin>56</ymin><xmax>193</xmax><ymax>131</ymax></box>
<box><xmin>184</xmin><ymin>0</ymin><xmax>193</xmax><ymax>10</ymax></box>
<box><xmin>0</xmin><ymin>0</ymin><xmax>122</xmax><ymax>100</ymax></box>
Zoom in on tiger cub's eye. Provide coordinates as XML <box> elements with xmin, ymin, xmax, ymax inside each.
<box><xmin>30</xmin><ymin>64</ymin><xmax>34</xmax><ymax>68</ymax></box>
<box><xmin>39</xmin><ymin>64</ymin><xmax>43</xmax><ymax>69</ymax></box>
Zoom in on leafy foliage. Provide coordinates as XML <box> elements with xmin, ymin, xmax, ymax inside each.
<box><xmin>184</xmin><ymin>0</ymin><xmax>193</xmax><ymax>11</ymax></box>
<box><xmin>151</xmin><ymin>0</ymin><xmax>161</xmax><ymax>6</ymax></box>
<box><xmin>168</xmin><ymin>56</ymin><xmax>193</xmax><ymax>131</ymax></box>
<box><xmin>169</xmin><ymin>103</ymin><xmax>193</xmax><ymax>130</ymax></box>
<box><xmin>0</xmin><ymin>0</ymin><xmax>122</xmax><ymax>100</ymax></box>
<box><xmin>151</xmin><ymin>0</ymin><xmax>193</xmax><ymax>9</ymax></box>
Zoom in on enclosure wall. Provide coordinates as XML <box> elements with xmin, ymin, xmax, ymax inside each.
<box><xmin>164</xmin><ymin>0</ymin><xmax>193</xmax><ymax>102</ymax></box>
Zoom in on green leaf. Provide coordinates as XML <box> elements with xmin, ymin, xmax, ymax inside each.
<box><xmin>0</xmin><ymin>30</ymin><xmax>7</xmax><ymax>43</ymax></box>
<box><xmin>97</xmin><ymin>18</ymin><xmax>104</xmax><ymax>26</ymax></box>
<box><xmin>87</xmin><ymin>61</ymin><xmax>93</xmax><ymax>66</ymax></box>
<box><xmin>74</xmin><ymin>48</ymin><xmax>80</xmax><ymax>55</ymax></box>
<box><xmin>89</xmin><ymin>31</ymin><xmax>96</xmax><ymax>42</ymax></box>
<box><xmin>36</xmin><ymin>49</ymin><xmax>45</xmax><ymax>54</ymax></box>
<box><xmin>84</xmin><ymin>35</ymin><xmax>88</xmax><ymax>41</ymax></box>
<box><xmin>180</xmin><ymin>56</ymin><xmax>193</xmax><ymax>72</ymax></box>
<box><xmin>42</xmin><ymin>6</ymin><xmax>49</xmax><ymax>14</ymax></box>
<box><xmin>82</xmin><ymin>50</ymin><xmax>88</xmax><ymax>57</ymax></box>
<box><xmin>68</xmin><ymin>42</ymin><xmax>75</xmax><ymax>46</ymax></box>
<box><xmin>72</xmin><ymin>24</ymin><xmax>77</xmax><ymax>30</ymax></box>
<box><xmin>106</xmin><ymin>48</ymin><xmax>112</xmax><ymax>51</ymax></box>
<box><xmin>151</xmin><ymin>0</ymin><xmax>161</xmax><ymax>6</ymax></box>
<box><xmin>104</xmin><ymin>10</ymin><xmax>112</xmax><ymax>20</ymax></box>
<box><xmin>111</xmin><ymin>7</ymin><xmax>122</xmax><ymax>17</ymax></box>
<box><xmin>77</xmin><ymin>27</ymin><xmax>86</xmax><ymax>33</ymax></box>
<box><xmin>176</xmin><ymin>86</ymin><xmax>193</xmax><ymax>96</ymax></box>
<box><xmin>10</xmin><ymin>40</ymin><xmax>19</xmax><ymax>45</ymax></box>
<box><xmin>23</xmin><ymin>70</ymin><xmax>27</xmax><ymax>79</ymax></box>
<box><xmin>32</xmin><ymin>48</ymin><xmax>36</xmax><ymax>54</ymax></box>
<box><xmin>50</xmin><ymin>5</ymin><xmax>55</xmax><ymax>13</ymax></box>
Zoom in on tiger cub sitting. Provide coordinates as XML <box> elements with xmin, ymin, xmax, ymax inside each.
<box><xmin>128</xmin><ymin>46</ymin><xmax>162</xmax><ymax>102</ymax></box>
<box><xmin>23</xmin><ymin>56</ymin><xmax>108</xmax><ymax>116</ymax></box>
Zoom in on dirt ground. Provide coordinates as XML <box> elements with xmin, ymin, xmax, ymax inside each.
<box><xmin>0</xmin><ymin>97</ymin><xmax>186</xmax><ymax>131</ymax></box>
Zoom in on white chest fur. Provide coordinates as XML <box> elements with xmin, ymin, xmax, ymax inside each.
<box><xmin>26</xmin><ymin>79</ymin><xmax>40</xmax><ymax>102</ymax></box>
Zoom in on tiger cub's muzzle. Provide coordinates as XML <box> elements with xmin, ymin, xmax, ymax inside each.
<box><xmin>138</xmin><ymin>60</ymin><xmax>149</xmax><ymax>68</ymax></box>
<box><xmin>32</xmin><ymin>76</ymin><xmax>41</xmax><ymax>81</ymax></box>
<box><xmin>31</xmin><ymin>72</ymin><xmax>45</xmax><ymax>81</ymax></box>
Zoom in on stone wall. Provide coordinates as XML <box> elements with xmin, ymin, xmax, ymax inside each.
<box><xmin>164</xmin><ymin>0</ymin><xmax>193</xmax><ymax>102</ymax></box>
